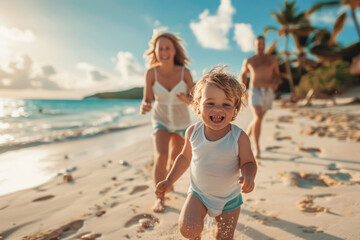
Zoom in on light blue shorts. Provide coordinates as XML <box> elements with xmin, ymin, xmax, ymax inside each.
<box><xmin>249</xmin><ymin>87</ymin><xmax>274</xmax><ymax>110</ymax></box>
<box><xmin>191</xmin><ymin>190</ymin><xmax>243</xmax><ymax>213</ymax></box>
<box><xmin>153</xmin><ymin>122</ymin><xmax>187</xmax><ymax>137</ymax></box>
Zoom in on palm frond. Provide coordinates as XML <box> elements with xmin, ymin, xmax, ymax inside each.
<box><xmin>264</xmin><ymin>26</ymin><xmax>278</xmax><ymax>35</ymax></box>
<box><xmin>330</xmin><ymin>12</ymin><xmax>348</xmax><ymax>46</ymax></box>
<box><xmin>266</xmin><ymin>41</ymin><xmax>278</xmax><ymax>54</ymax></box>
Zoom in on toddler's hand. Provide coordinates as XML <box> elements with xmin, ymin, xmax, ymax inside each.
<box><xmin>238</xmin><ymin>176</ymin><xmax>255</xmax><ymax>193</ymax></box>
<box><xmin>155</xmin><ymin>179</ymin><xmax>171</xmax><ymax>198</ymax></box>
<box><xmin>140</xmin><ymin>102</ymin><xmax>151</xmax><ymax>115</ymax></box>
<box><xmin>176</xmin><ymin>93</ymin><xmax>192</xmax><ymax>105</ymax></box>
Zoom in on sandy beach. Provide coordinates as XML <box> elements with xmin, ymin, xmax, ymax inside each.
<box><xmin>1</xmin><ymin>92</ymin><xmax>360</xmax><ymax>240</ymax></box>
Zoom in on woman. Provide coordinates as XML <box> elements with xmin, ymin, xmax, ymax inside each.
<box><xmin>140</xmin><ymin>32</ymin><xmax>194</xmax><ymax>212</ymax></box>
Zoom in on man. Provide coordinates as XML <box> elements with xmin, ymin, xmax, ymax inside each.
<box><xmin>240</xmin><ymin>36</ymin><xmax>280</xmax><ymax>158</ymax></box>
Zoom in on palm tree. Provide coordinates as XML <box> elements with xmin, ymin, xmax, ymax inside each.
<box><xmin>307</xmin><ymin>0</ymin><xmax>360</xmax><ymax>40</ymax></box>
<box><xmin>308</xmin><ymin>12</ymin><xmax>348</xmax><ymax>61</ymax></box>
<box><xmin>264</xmin><ymin>0</ymin><xmax>313</xmax><ymax>101</ymax></box>
<box><xmin>308</xmin><ymin>11</ymin><xmax>360</xmax><ymax>63</ymax></box>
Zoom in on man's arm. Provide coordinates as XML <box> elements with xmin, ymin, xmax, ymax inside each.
<box><xmin>240</xmin><ymin>59</ymin><xmax>250</xmax><ymax>88</ymax></box>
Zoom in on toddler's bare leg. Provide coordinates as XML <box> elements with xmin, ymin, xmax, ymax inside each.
<box><xmin>179</xmin><ymin>193</ymin><xmax>207</xmax><ymax>239</ymax></box>
<box><xmin>214</xmin><ymin>207</ymin><xmax>240</xmax><ymax>240</ymax></box>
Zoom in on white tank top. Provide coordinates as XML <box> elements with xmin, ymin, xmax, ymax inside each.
<box><xmin>152</xmin><ymin>66</ymin><xmax>191</xmax><ymax>131</ymax></box>
<box><xmin>189</xmin><ymin>121</ymin><xmax>242</xmax><ymax>215</ymax></box>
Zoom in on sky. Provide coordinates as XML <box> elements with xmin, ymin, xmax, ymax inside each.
<box><xmin>0</xmin><ymin>0</ymin><xmax>359</xmax><ymax>99</ymax></box>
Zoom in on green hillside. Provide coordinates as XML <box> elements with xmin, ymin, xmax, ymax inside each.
<box><xmin>84</xmin><ymin>87</ymin><xmax>143</xmax><ymax>99</ymax></box>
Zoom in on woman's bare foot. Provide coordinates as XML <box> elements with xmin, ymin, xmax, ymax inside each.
<box><xmin>254</xmin><ymin>149</ymin><xmax>261</xmax><ymax>159</ymax></box>
<box><xmin>152</xmin><ymin>198</ymin><xmax>165</xmax><ymax>213</ymax></box>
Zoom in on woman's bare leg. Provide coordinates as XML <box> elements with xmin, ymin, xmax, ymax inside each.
<box><xmin>152</xmin><ymin>129</ymin><xmax>171</xmax><ymax>212</ymax></box>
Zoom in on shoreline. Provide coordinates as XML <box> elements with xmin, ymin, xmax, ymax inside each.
<box><xmin>0</xmin><ymin>123</ymin><xmax>153</xmax><ymax>197</ymax></box>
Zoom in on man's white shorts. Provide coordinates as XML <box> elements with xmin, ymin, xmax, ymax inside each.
<box><xmin>248</xmin><ymin>87</ymin><xmax>274</xmax><ymax>110</ymax></box>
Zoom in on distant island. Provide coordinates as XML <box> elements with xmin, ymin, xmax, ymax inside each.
<box><xmin>83</xmin><ymin>87</ymin><xmax>143</xmax><ymax>100</ymax></box>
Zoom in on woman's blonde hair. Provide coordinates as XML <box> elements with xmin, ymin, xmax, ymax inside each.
<box><xmin>144</xmin><ymin>32</ymin><xmax>190</xmax><ymax>68</ymax></box>
<box><xmin>191</xmin><ymin>65</ymin><xmax>247</xmax><ymax>121</ymax></box>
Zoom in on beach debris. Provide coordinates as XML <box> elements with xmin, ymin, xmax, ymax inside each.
<box><xmin>327</xmin><ymin>163</ymin><xmax>339</xmax><ymax>170</ymax></box>
<box><xmin>111</xmin><ymin>176</ymin><xmax>117</xmax><ymax>181</ymax></box>
<box><xmin>32</xmin><ymin>195</ymin><xmax>55</xmax><ymax>202</ymax></box>
<box><xmin>119</xmin><ymin>160</ymin><xmax>129</xmax><ymax>166</ymax></box>
<box><xmin>95</xmin><ymin>209</ymin><xmax>106</xmax><ymax>217</ymax></box>
<box><xmin>66</xmin><ymin>166</ymin><xmax>77</xmax><ymax>173</ymax></box>
<box><xmin>139</xmin><ymin>218</ymin><xmax>154</xmax><ymax>228</ymax></box>
<box><xmin>64</xmin><ymin>154</ymin><xmax>69</xmax><ymax>159</ymax></box>
<box><xmin>80</xmin><ymin>233</ymin><xmax>102</xmax><ymax>240</ymax></box>
<box><xmin>108</xmin><ymin>160</ymin><xmax>113</xmax><ymax>163</ymax></box>
<box><xmin>124</xmin><ymin>213</ymin><xmax>159</xmax><ymax>228</ymax></box>
<box><xmin>63</xmin><ymin>174</ymin><xmax>74</xmax><ymax>182</ymax></box>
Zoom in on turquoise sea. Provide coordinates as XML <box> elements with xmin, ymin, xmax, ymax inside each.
<box><xmin>0</xmin><ymin>98</ymin><xmax>150</xmax><ymax>154</ymax></box>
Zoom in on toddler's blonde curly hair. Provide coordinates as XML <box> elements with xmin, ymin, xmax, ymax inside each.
<box><xmin>191</xmin><ymin>65</ymin><xmax>247</xmax><ymax>121</ymax></box>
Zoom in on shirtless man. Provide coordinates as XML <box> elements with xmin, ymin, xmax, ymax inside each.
<box><xmin>240</xmin><ymin>36</ymin><xmax>280</xmax><ymax>158</ymax></box>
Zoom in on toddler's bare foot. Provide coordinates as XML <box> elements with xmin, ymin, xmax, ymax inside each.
<box><xmin>152</xmin><ymin>198</ymin><xmax>165</xmax><ymax>213</ymax></box>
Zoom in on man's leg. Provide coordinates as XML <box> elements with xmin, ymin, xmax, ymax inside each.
<box><xmin>249</xmin><ymin>105</ymin><xmax>265</xmax><ymax>158</ymax></box>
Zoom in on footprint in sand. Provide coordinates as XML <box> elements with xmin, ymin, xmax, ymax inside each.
<box><xmin>129</xmin><ymin>185</ymin><xmax>149</xmax><ymax>195</ymax></box>
<box><xmin>32</xmin><ymin>195</ymin><xmax>55</xmax><ymax>202</ymax></box>
<box><xmin>278</xmin><ymin>115</ymin><xmax>294</xmax><ymax>123</ymax></box>
<box><xmin>99</xmin><ymin>187</ymin><xmax>111</xmax><ymax>195</ymax></box>
<box><xmin>297</xmin><ymin>147</ymin><xmax>321</xmax><ymax>153</ymax></box>
<box><xmin>0</xmin><ymin>205</ymin><xmax>9</xmax><ymax>211</ymax></box>
<box><xmin>297</xmin><ymin>194</ymin><xmax>337</xmax><ymax>215</ymax></box>
<box><xmin>300</xmin><ymin>225</ymin><xmax>324</xmax><ymax>233</ymax></box>
<box><xmin>278</xmin><ymin>171</ymin><xmax>350</xmax><ymax>188</ymax></box>
<box><xmin>271</xmin><ymin>135</ymin><xmax>292</xmax><ymax>141</ymax></box>
<box><xmin>23</xmin><ymin>219</ymin><xmax>84</xmax><ymax>239</ymax></box>
<box><xmin>265</xmin><ymin>146</ymin><xmax>282</xmax><ymax>151</ymax></box>
<box><xmin>124</xmin><ymin>213</ymin><xmax>159</xmax><ymax>228</ymax></box>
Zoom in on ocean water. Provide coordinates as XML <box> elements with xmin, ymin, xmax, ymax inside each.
<box><xmin>0</xmin><ymin>98</ymin><xmax>150</xmax><ymax>154</ymax></box>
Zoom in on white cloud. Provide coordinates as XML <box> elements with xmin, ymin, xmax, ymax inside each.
<box><xmin>0</xmin><ymin>26</ymin><xmax>35</xmax><ymax>42</ymax></box>
<box><xmin>233</xmin><ymin>23</ymin><xmax>255</xmax><ymax>52</ymax></box>
<box><xmin>309</xmin><ymin>6</ymin><xmax>358</xmax><ymax>26</ymax></box>
<box><xmin>309</xmin><ymin>11</ymin><xmax>338</xmax><ymax>24</ymax></box>
<box><xmin>77</xmin><ymin>62</ymin><xmax>109</xmax><ymax>82</ymax></box>
<box><xmin>115</xmin><ymin>51</ymin><xmax>145</xmax><ymax>86</ymax></box>
<box><xmin>190</xmin><ymin>0</ymin><xmax>235</xmax><ymax>50</ymax></box>
<box><xmin>0</xmin><ymin>54</ymin><xmax>60</xmax><ymax>90</ymax></box>
<box><xmin>144</xmin><ymin>16</ymin><xmax>162</xmax><ymax>28</ymax></box>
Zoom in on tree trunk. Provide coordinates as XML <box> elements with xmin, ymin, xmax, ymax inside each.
<box><xmin>284</xmin><ymin>35</ymin><xmax>296</xmax><ymax>101</ymax></box>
